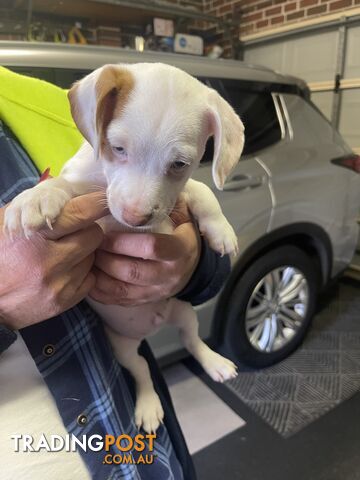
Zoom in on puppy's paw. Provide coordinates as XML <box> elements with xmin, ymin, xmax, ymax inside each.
<box><xmin>134</xmin><ymin>391</ymin><xmax>164</xmax><ymax>434</ymax></box>
<box><xmin>200</xmin><ymin>217</ymin><xmax>238</xmax><ymax>257</ymax></box>
<box><xmin>201</xmin><ymin>350</ymin><xmax>238</xmax><ymax>383</ymax></box>
<box><xmin>3</xmin><ymin>187</ymin><xmax>70</xmax><ymax>238</ymax></box>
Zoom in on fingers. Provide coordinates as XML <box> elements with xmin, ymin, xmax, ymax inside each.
<box><xmin>94</xmin><ymin>251</ymin><xmax>165</xmax><ymax>286</ymax></box>
<box><xmin>101</xmin><ymin>218</ymin><xmax>199</xmax><ymax>263</ymax></box>
<box><xmin>89</xmin><ymin>268</ymin><xmax>166</xmax><ymax>306</ymax></box>
<box><xmin>55</xmin><ymin>224</ymin><xmax>104</xmax><ymax>266</ymax></box>
<box><xmin>101</xmin><ymin>231</ymin><xmax>185</xmax><ymax>261</ymax></box>
<box><xmin>91</xmin><ymin>219</ymin><xmax>201</xmax><ymax>306</ymax></box>
<box><xmin>43</xmin><ymin>192</ymin><xmax>109</xmax><ymax>240</ymax></box>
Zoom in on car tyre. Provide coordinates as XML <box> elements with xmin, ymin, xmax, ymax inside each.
<box><xmin>225</xmin><ymin>245</ymin><xmax>319</xmax><ymax>367</ymax></box>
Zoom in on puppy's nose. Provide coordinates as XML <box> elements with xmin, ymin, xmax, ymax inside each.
<box><xmin>122</xmin><ymin>208</ymin><xmax>153</xmax><ymax>227</ymax></box>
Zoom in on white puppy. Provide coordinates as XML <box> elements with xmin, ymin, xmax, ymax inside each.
<box><xmin>4</xmin><ymin>63</ymin><xmax>245</xmax><ymax>433</ymax></box>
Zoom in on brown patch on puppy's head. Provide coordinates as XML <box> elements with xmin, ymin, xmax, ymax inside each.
<box><xmin>95</xmin><ymin>66</ymin><xmax>134</xmax><ymax>158</ymax></box>
<box><xmin>68</xmin><ymin>65</ymin><xmax>134</xmax><ymax>158</ymax></box>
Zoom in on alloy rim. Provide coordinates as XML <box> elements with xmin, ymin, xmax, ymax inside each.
<box><xmin>245</xmin><ymin>266</ymin><xmax>309</xmax><ymax>353</ymax></box>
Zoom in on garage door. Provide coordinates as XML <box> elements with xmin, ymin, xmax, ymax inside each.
<box><xmin>244</xmin><ymin>25</ymin><xmax>360</xmax><ymax>154</ymax></box>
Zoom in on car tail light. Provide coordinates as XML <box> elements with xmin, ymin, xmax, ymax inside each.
<box><xmin>332</xmin><ymin>154</ymin><xmax>360</xmax><ymax>173</ymax></box>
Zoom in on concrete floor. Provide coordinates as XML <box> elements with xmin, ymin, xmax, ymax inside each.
<box><xmin>164</xmin><ymin>277</ymin><xmax>360</xmax><ymax>480</ymax></box>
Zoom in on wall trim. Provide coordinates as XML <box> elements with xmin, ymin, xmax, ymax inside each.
<box><xmin>308</xmin><ymin>78</ymin><xmax>360</xmax><ymax>92</ymax></box>
<box><xmin>341</xmin><ymin>78</ymin><xmax>360</xmax><ymax>90</ymax></box>
<box><xmin>308</xmin><ymin>81</ymin><xmax>334</xmax><ymax>92</ymax></box>
<box><xmin>241</xmin><ymin>6</ymin><xmax>360</xmax><ymax>44</ymax></box>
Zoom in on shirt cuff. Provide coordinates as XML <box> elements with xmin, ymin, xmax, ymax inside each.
<box><xmin>0</xmin><ymin>323</ymin><xmax>17</xmax><ymax>355</ymax></box>
<box><xmin>176</xmin><ymin>236</ymin><xmax>231</xmax><ymax>306</ymax></box>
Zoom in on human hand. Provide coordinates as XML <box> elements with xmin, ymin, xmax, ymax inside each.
<box><xmin>0</xmin><ymin>192</ymin><xmax>107</xmax><ymax>330</ymax></box>
<box><xmin>90</xmin><ymin>200</ymin><xmax>201</xmax><ymax>306</ymax></box>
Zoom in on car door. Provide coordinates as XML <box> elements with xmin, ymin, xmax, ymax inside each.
<box><xmin>192</xmin><ymin>153</ymin><xmax>271</xmax><ymax>240</ymax></box>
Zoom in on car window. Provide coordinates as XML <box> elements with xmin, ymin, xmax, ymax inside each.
<box><xmin>6</xmin><ymin>67</ymin><xmax>282</xmax><ymax>160</ymax></box>
<box><xmin>222</xmin><ymin>81</ymin><xmax>282</xmax><ymax>156</ymax></box>
<box><xmin>7</xmin><ymin>66</ymin><xmax>91</xmax><ymax>88</ymax></box>
<box><xmin>8</xmin><ymin>66</ymin><xmax>56</xmax><ymax>84</ymax></box>
<box><xmin>54</xmin><ymin>68</ymin><xmax>91</xmax><ymax>88</ymax></box>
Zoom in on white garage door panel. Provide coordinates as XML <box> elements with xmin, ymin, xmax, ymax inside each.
<box><xmin>339</xmin><ymin>89</ymin><xmax>360</xmax><ymax>148</ymax></box>
<box><xmin>285</xmin><ymin>31</ymin><xmax>338</xmax><ymax>82</ymax></box>
<box><xmin>244</xmin><ymin>42</ymin><xmax>284</xmax><ymax>73</ymax></box>
<box><xmin>311</xmin><ymin>91</ymin><xmax>333</xmax><ymax>120</ymax></box>
<box><xmin>244</xmin><ymin>27</ymin><xmax>358</xmax><ymax>150</ymax></box>
<box><xmin>244</xmin><ymin>31</ymin><xmax>338</xmax><ymax>82</ymax></box>
<box><xmin>344</xmin><ymin>25</ymin><xmax>360</xmax><ymax>78</ymax></box>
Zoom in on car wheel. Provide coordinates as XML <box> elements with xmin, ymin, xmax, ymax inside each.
<box><xmin>225</xmin><ymin>245</ymin><xmax>319</xmax><ymax>367</ymax></box>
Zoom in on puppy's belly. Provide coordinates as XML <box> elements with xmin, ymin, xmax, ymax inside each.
<box><xmin>90</xmin><ymin>214</ymin><xmax>175</xmax><ymax>340</ymax></box>
<box><xmin>87</xmin><ymin>297</ymin><xmax>173</xmax><ymax>340</ymax></box>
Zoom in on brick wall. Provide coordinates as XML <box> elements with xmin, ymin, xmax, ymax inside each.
<box><xmin>163</xmin><ymin>0</ymin><xmax>203</xmax><ymax>8</ymax></box>
<box><xmin>202</xmin><ymin>0</ymin><xmax>360</xmax><ymax>56</ymax></box>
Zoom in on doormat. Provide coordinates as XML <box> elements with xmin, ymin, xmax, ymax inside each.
<box><xmin>223</xmin><ymin>279</ymin><xmax>360</xmax><ymax>437</ymax></box>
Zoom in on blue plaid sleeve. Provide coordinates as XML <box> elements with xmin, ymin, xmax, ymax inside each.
<box><xmin>0</xmin><ymin>121</ymin><xmax>196</xmax><ymax>480</ymax></box>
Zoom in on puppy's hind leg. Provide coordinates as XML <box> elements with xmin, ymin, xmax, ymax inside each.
<box><xmin>169</xmin><ymin>299</ymin><xmax>238</xmax><ymax>382</ymax></box>
<box><xmin>105</xmin><ymin>327</ymin><xmax>164</xmax><ymax>433</ymax></box>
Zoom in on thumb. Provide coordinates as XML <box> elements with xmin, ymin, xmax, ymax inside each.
<box><xmin>170</xmin><ymin>198</ymin><xmax>192</xmax><ymax>228</ymax></box>
<box><xmin>43</xmin><ymin>192</ymin><xmax>109</xmax><ymax>240</ymax></box>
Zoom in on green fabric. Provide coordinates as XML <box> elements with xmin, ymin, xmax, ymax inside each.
<box><xmin>0</xmin><ymin>66</ymin><xmax>83</xmax><ymax>176</ymax></box>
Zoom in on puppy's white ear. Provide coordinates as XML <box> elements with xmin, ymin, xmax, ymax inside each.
<box><xmin>206</xmin><ymin>90</ymin><xmax>245</xmax><ymax>190</ymax></box>
<box><xmin>68</xmin><ymin>65</ymin><xmax>134</xmax><ymax>158</ymax></box>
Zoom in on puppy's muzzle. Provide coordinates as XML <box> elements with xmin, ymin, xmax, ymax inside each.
<box><xmin>122</xmin><ymin>208</ymin><xmax>154</xmax><ymax>227</ymax></box>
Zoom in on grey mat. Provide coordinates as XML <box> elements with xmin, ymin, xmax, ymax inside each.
<box><xmin>223</xmin><ymin>279</ymin><xmax>360</xmax><ymax>437</ymax></box>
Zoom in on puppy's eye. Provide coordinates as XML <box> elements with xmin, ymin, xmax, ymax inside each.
<box><xmin>113</xmin><ymin>146</ymin><xmax>126</xmax><ymax>155</ymax></box>
<box><xmin>170</xmin><ymin>160</ymin><xmax>189</xmax><ymax>173</ymax></box>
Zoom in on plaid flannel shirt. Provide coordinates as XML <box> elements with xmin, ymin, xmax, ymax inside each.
<box><xmin>0</xmin><ymin>121</ymin><xmax>230</xmax><ymax>479</ymax></box>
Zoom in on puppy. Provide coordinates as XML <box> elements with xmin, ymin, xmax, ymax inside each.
<box><xmin>4</xmin><ymin>63</ymin><xmax>245</xmax><ymax>433</ymax></box>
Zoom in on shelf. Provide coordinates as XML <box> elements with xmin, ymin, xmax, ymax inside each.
<box><xmin>13</xmin><ymin>0</ymin><xmax>236</xmax><ymax>27</ymax></box>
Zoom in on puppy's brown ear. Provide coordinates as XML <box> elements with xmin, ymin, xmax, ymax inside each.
<box><xmin>68</xmin><ymin>65</ymin><xmax>134</xmax><ymax>158</ymax></box>
<box><xmin>205</xmin><ymin>90</ymin><xmax>245</xmax><ymax>190</ymax></box>
<box><xmin>95</xmin><ymin>66</ymin><xmax>134</xmax><ymax>158</ymax></box>
<box><xmin>68</xmin><ymin>77</ymin><xmax>98</xmax><ymax>145</ymax></box>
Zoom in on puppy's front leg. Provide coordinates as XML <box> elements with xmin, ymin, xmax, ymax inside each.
<box><xmin>184</xmin><ymin>179</ymin><xmax>238</xmax><ymax>257</ymax></box>
<box><xmin>105</xmin><ymin>326</ymin><xmax>164</xmax><ymax>434</ymax></box>
<box><xmin>3</xmin><ymin>176</ymin><xmax>78</xmax><ymax>238</ymax></box>
<box><xmin>4</xmin><ymin>142</ymin><xmax>103</xmax><ymax>238</ymax></box>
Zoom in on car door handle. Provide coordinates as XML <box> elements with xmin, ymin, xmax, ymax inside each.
<box><xmin>223</xmin><ymin>174</ymin><xmax>264</xmax><ymax>192</ymax></box>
